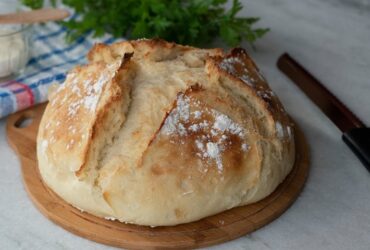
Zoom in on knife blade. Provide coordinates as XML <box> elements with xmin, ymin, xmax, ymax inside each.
<box><xmin>277</xmin><ymin>53</ymin><xmax>370</xmax><ymax>172</ymax></box>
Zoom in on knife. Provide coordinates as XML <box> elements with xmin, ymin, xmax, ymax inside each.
<box><xmin>277</xmin><ymin>53</ymin><xmax>370</xmax><ymax>172</ymax></box>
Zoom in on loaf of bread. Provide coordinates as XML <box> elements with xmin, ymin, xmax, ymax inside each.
<box><xmin>37</xmin><ymin>39</ymin><xmax>295</xmax><ymax>226</ymax></box>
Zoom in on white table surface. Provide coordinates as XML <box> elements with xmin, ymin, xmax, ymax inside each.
<box><xmin>1</xmin><ymin>0</ymin><xmax>370</xmax><ymax>249</ymax></box>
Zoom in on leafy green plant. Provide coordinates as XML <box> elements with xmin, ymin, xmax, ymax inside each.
<box><xmin>22</xmin><ymin>0</ymin><xmax>269</xmax><ymax>47</ymax></box>
<box><xmin>22</xmin><ymin>0</ymin><xmax>42</xmax><ymax>9</ymax></box>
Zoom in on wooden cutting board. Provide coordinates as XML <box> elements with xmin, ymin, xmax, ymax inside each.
<box><xmin>6</xmin><ymin>103</ymin><xmax>309</xmax><ymax>250</ymax></box>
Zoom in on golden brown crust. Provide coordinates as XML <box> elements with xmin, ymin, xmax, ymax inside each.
<box><xmin>37</xmin><ymin>39</ymin><xmax>295</xmax><ymax>226</ymax></box>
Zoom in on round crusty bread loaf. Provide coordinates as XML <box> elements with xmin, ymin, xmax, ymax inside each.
<box><xmin>37</xmin><ymin>39</ymin><xmax>295</xmax><ymax>226</ymax></box>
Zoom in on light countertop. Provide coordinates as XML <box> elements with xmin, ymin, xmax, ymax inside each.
<box><xmin>1</xmin><ymin>0</ymin><xmax>370</xmax><ymax>249</ymax></box>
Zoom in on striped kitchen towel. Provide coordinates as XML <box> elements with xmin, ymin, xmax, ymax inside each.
<box><xmin>0</xmin><ymin>21</ymin><xmax>121</xmax><ymax>119</ymax></box>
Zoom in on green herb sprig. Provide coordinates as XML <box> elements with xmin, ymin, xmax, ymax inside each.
<box><xmin>22</xmin><ymin>0</ymin><xmax>269</xmax><ymax>47</ymax></box>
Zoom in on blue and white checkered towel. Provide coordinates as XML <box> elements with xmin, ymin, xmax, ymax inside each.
<box><xmin>0</xmin><ymin>21</ymin><xmax>120</xmax><ymax>119</ymax></box>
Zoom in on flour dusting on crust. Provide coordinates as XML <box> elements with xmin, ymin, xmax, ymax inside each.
<box><xmin>51</xmin><ymin>61</ymin><xmax>121</xmax><ymax>120</ymax></box>
<box><xmin>162</xmin><ymin>93</ymin><xmax>249</xmax><ymax>172</ymax></box>
<box><xmin>218</xmin><ymin>52</ymin><xmax>276</xmax><ymax>103</ymax></box>
<box><xmin>219</xmin><ymin>57</ymin><xmax>256</xmax><ymax>86</ymax></box>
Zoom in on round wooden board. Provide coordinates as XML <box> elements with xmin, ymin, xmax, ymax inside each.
<box><xmin>6</xmin><ymin>103</ymin><xmax>309</xmax><ymax>250</ymax></box>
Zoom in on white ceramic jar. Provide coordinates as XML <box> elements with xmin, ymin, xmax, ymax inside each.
<box><xmin>0</xmin><ymin>1</ymin><xmax>32</xmax><ymax>80</ymax></box>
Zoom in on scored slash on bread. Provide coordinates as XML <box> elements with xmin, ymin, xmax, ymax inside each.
<box><xmin>37</xmin><ymin>39</ymin><xmax>295</xmax><ymax>226</ymax></box>
<box><xmin>149</xmin><ymin>85</ymin><xmax>256</xmax><ymax>172</ymax></box>
<box><xmin>43</xmin><ymin>50</ymin><xmax>134</xmax><ymax>179</ymax></box>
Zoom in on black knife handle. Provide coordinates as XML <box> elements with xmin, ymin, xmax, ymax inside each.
<box><xmin>342</xmin><ymin>127</ymin><xmax>370</xmax><ymax>172</ymax></box>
